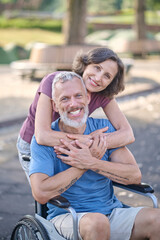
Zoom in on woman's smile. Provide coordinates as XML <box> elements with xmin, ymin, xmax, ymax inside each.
<box><xmin>89</xmin><ymin>77</ymin><xmax>99</xmax><ymax>87</ymax></box>
<box><xmin>83</xmin><ymin>59</ymin><xmax>118</xmax><ymax>93</ymax></box>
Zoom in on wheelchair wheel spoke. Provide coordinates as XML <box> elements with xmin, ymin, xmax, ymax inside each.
<box><xmin>11</xmin><ymin>216</ymin><xmax>50</xmax><ymax>240</ymax></box>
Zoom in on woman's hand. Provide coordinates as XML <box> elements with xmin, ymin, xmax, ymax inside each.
<box><xmin>90</xmin><ymin>126</ymin><xmax>109</xmax><ymax>138</ymax></box>
<box><xmin>54</xmin><ymin>135</ymin><xmax>107</xmax><ymax>170</ymax></box>
<box><xmin>66</xmin><ymin>134</ymin><xmax>93</xmax><ymax>147</ymax></box>
<box><xmin>89</xmin><ymin>135</ymin><xmax>107</xmax><ymax>159</ymax></box>
<box><xmin>54</xmin><ymin>140</ymin><xmax>81</xmax><ymax>154</ymax></box>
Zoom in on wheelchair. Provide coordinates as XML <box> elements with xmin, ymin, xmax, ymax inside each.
<box><xmin>11</xmin><ymin>156</ymin><xmax>159</xmax><ymax>240</ymax></box>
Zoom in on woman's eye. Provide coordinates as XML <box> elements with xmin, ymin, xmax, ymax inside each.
<box><xmin>105</xmin><ymin>74</ymin><xmax>111</xmax><ymax>80</ymax></box>
<box><xmin>94</xmin><ymin>65</ymin><xmax>100</xmax><ymax>70</ymax></box>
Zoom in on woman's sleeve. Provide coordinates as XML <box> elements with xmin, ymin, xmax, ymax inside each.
<box><xmin>89</xmin><ymin>93</ymin><xmax>111</xmax><ymax>115</ymax></box>
<box><xmin>38</xmin><ymin>72</ymin><xmax>59</xmax><ymax>98</ymax></box>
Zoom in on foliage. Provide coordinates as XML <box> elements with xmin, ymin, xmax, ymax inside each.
<box><xmin>0</xmin><ymin>17</ymin><xmax>62</xmax><ymax>31</ymax></box>
<box><xmin>0</xmin><ymin>0</ymin><xmax>14</xmax><ymax>3</ymax></box>
<box><xmin>88</xmin><ymin>0</ymin><xmax>121</xmax><ymax>14</ymax></box>
<box><xmin>0</xmin><ymin>0</ymin><xmax>160</xmax><ymax>14</ymax></box>
<box><xmin>146</xmin><ymin>0</ymin><xmax>160</xmax><ymax>10</ymax></box>
<box><xmin>39</xmin><ymin>0</ymin><xmax>66</xmax><ymax>12</ymax></box>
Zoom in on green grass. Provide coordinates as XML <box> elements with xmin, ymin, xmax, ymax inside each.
<box><xmin>0</xmin><ymin>17</ymin><xmax>62</xmax><ymax>31</ymax></box>
<box><xmin>90</xmin><ymin>15</ymin><xmax>134</xmax><ymax>24</ymax></box>
<box><xmin>89</xmin><ymin>10</ymin><xmax>160</xmax><ymax>25</ymax></box>
<box><xmin>0</xmin><ymin>28</ymin><xmax>64</xmax><ymax>46</ymax></box>
<box><xmin>0</xmin><ymin>9</ymin><xmax>159</xmax><ymax>47</ymax></box>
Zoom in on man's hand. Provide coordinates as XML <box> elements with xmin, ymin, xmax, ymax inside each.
<box><xmin>90</xmin><ymin>135</ymin><xmax>107</xmax><ymax>159</ymax></box>
<box><xmin>54</xmin><ymin>139</ymin><xmax>97</xmax><ymax>169</ymax></box>
<box><xmin>54</xmin><ymin>139</ymin><xmax>93</xmax><ymax>155</ymax></box>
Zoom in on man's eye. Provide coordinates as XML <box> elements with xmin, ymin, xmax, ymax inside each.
<box><xmin>76</xmin><ymin>94</ymin><xmax>82</xmax><ymax>98</ymax></box>
<box><xmin>61</xmin><ymin>97</ymin><xmax>68</xmax><ymax>101</ymax></box>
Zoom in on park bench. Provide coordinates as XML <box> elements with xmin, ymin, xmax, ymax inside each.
<box><xmin>10</xmin><ymin>43</ymin><xmax>133</xmax><ymax>80</ymax></box>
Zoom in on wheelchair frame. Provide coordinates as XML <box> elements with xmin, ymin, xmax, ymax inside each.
<box><xmin>11</xmin><ymin>181</ymin><xmax>158</xmax><ymax>240</ymax></box>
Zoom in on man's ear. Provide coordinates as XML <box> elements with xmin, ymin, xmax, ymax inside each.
<box><xmin>51</xmin><ymin>99</ymin><xmax>58</xmax><ymax>112</ymax></box>
<box><xmin>87</xmin><ymin>91</ymin><xmax>91</xmax><ymax>104</ymax></box>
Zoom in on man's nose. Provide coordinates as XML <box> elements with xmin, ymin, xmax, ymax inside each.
<box><xmin>69</xmin><ymin>97</ymin><xmax>78</xmax><ymax>107</ymax></box>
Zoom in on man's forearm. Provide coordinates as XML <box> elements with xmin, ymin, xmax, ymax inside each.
<box><xmin>90</xmin><ymin>159</ymin><xmax>141</xmax><ymax>185</ymax></box>
<box><xmin>30</xmin><ymin>167</ymin><xmax>85</xmax><ymax>204</ymax></box>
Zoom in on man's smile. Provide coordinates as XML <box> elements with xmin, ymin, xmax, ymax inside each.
<box><xmin>68</xmin><ymin>108</ymin><xmax>83</xmax><ymax>118</ymax></box>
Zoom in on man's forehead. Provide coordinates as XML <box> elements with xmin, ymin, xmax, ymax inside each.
<box><xmin>55</xmin><ymin>77</ymin><xmax>85</xmax><ymax>92</ymax></box>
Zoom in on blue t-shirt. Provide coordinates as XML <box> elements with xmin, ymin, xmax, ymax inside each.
<box><xmin>30</xmin><ymin>118</ymin><xmax>123</xmax><ymax>220</ymax></box>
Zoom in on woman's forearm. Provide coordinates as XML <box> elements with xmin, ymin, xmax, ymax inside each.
<box><xmin>35</xmin><ymin>93</ymin><xmax>91</xmax><ymax>147</ymax></box>
<box><xmin>104</xmin><ymin>127</ymin><xmax>135</xmax><ymax>149</ymax></box>
<box><xmin>35</xmin><ymin>93</ymin><xmax>69</xmax><ymax>146</ymax></box>
<box><xmin>35</xmin><ymin>128</ymin><xmax>70</xmax><ymax>146</ymax></box>
<box><xmin>103</xmin><ymin>98</ymin><xmax>135</xmax><ymax>148</ymax></box>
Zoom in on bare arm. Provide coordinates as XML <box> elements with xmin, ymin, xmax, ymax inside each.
<box><xmin>92</xmin><ymin>147</ymin><xmax>141</xmax><ymax>185</ymax></box>
<box><xmin>35</xmin><ymin>93</ymin><xmax>91</xmax><ymax>146</ymax></box>
<box><xmin>55</xmin><ymin>139</ymin><xmax>141</xmax><ymax>186</ymax></box>
<box><xmin>30</xmin><ymin>167</ymin><xmax>85</xmax><ymax>204</ymax></box>
<box><xmin>102</xmin><ymin>98</ymin><xmax>135</xmax><ymax>148</ymax></box>
<box><xmin>35</xmin><ymin>94</ymin><xmax>134</xmax><ymax>151</ymax></box>
<box><xmin>67</xmin><ymin>98</ymin><xmax>134</xmax><ymax>153</ymax></box>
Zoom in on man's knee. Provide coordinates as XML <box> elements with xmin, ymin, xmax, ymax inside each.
<box><xmin>80</xmin><ymin>213</ymin><xmax>110</xmax><ymax>239</ymax></box>
<box><xmin>143</xmin><ymin>208</ymin><xmax>160</xmax><ymax>239</ymax></box>
<box><xmin>142</xmin><ymin>208</ymin><xmax>160</xmax><ymax>226</ymax></box>
<box><xmin>148</xmin><ymin>209</ymin><xmax>160</xmax><ymax>226</ymax></box>
<box><xmin>131</xmin><ymin>208</ymin><xmax>160</xmax><ymax>239</ymax></box>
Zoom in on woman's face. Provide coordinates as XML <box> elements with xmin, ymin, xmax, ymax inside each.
<box><xmin>82</xmin><ymin>59</ymin><xmax>118</xmax><ymax>93</ymax></box>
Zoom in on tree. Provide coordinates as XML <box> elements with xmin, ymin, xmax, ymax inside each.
<box><xmin>63</xmin><ymin>0</ymin><xmax>87</xmax><ymax>45</ymax></box>
<box><xmin>134</xmin><ymin>0</ymin><xmax>146</xmax><ymax>40</ymax></box>
<box><xmin>133</xmin><ymin>0</ymin><xmax>147</xmax><ymax>56</ymax></box>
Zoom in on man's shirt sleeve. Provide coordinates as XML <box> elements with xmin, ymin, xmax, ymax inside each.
<box><xmin>29</xmin><ymin>136</ymin><xmax>55</xmax><ymax>177</ymax></box>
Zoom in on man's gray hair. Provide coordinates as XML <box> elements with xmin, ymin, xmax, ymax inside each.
<box><xmin>52</xmin><ymin>71</ymin><xmax>86</xmax><ymax>100</ymax></box>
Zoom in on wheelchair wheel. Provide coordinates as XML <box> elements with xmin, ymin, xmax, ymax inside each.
<box><xmin>11</xmin><ymin>215</ymin><xmax>50</xmax><ymax>240</ymax></box>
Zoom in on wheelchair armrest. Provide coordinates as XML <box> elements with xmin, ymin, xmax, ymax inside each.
<box><xmin>22</xmin><ymin>155</ymin><xmax>31</xmax><ymax>162</ymax></box>
<box><xmin>49</xmin><ymin>195</ymin><xmax>78</xmax><ymax>239</ymax></box>
<box><xmin>113</xmin><ymin>182</ymin><xmax>158</xmax><ymax>208</ymax></box>
<box><xmin>49</xmin><ymin>195</ymin><xmax>70</xmax><ymax>208</ymax></box>
<box><xmin>112</xmin><ymin>182</ymin><xmax>154</xmax><ymax>194</ymax></box>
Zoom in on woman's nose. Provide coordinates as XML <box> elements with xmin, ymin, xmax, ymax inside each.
<box><xmin>95</xmin><ymin>71</ymin><xmax>102</xmax><ymax>82</ymax></box>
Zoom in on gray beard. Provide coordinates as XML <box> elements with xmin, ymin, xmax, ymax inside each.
<box><xmin>59</xmin><ymin>106</ymin><xmax>88</xmax><ymax>128</ymax></box>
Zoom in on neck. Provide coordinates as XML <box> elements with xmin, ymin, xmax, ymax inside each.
<box><xmin>59</xmin><ymin>120</ymin><xmax>86</xmax><ymax>134</ymax></box>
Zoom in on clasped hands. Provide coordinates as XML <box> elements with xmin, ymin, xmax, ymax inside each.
<box><xmin>54</xmin><ymin>127</ymin><xmax>109</xmax><ymax>169</ymax></box>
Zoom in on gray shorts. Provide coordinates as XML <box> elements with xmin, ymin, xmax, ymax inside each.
<box><xmin>50</xmin><ymin>207</ymin><xmax>143</xmax><ymax>240</ymax></box>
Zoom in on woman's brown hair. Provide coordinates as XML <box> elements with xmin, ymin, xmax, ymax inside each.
<box><xmin>72</xmin><ymin>47</ymin><xmax>125</xmax><ymax>98</ymax></box>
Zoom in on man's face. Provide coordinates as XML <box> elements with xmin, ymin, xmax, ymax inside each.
<box><xmin>53</xmin><ymin>77</ymin><xmax>90</xmax><ymax>128</ymax></box>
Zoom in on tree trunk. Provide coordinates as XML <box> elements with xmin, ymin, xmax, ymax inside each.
<box><xmin>134</xmin><ymin>0</ymin><xmax>147</xmax><ymax>56</ymax></box>
<box><xmin>63</xmin><ymin>0</ymin><xmax>87</xmax><ymax>45</ymax></box>
<box><xmin>134</xmin><ymin>0</ymin><xmax>146</xmax><ymax>40</ymax></box>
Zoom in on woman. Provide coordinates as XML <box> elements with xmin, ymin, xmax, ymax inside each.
<box><xmin>17</xmin><ymin>47</ymin><xmax>135</xmax><ymax>180</ymax></box>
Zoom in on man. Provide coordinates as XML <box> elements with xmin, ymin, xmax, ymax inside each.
<box><xmin>30</xmin><ymin>72</ymin><xmax>160</xmax><ymax>240</ymax></box>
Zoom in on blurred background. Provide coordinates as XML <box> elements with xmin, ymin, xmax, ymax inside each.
<box><xmin>0</xmin><ymin>0</ymin><xmax>160</xmax><ymax>63</ymax></box>
<box><xmin>0</xmin><ymin>0</ymin><xmax>160</xmax><ymax>239</ymax></box>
